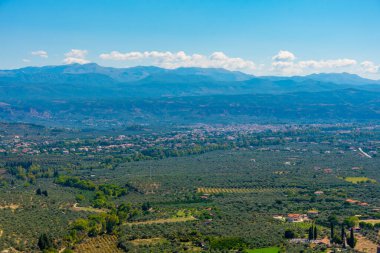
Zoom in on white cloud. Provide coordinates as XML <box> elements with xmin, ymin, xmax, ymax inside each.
<box><xmin>22</xmin><ymin>59</ymin><xmax>31</xmax><ymax>63</ymax></box>
<box><xmin>31</xmin><ymin>50</ymin><xmax>48</xmax><ymax>58</ymax></box>
<box><xmin>99</xmin><ymin>50</ymin><xmax>256</xmax><ymax>71</ymax></box>
<box><xmin>270</xmin><ymin>49</ymin><xmax>359</xmax><ymax>75</ymax></box>
<box><xmin>360</xmin><ymin>61</ymin><xmax>379</xmax><ymax>74</ymax></box>
<box><xmin>63</xmin><ymin>49</ymin><xmax>90</xmax><ymax>64</ymax></box>
<box><xmin>99</xmin><ymin>51</ymin><xmax>144</xmax><ymax>61</ymax></box>
<box><xmin>298</xmin><ymin>59</ymin><xmax>357</xmax><ymax>69</ymax></box>
<box><xmin>272</xmin><ymin>50</ymin><xmax>296</xmax><ymax>62</ymax></box>
<box><xmin>65</xmin><ymin>49</ymin><xmax>88</xmax><ymax>59</ymax></box>
<box><xmin>60</xmin><ymin>48</ymin><xmax>378</xmax><ymax>79</ymax></box>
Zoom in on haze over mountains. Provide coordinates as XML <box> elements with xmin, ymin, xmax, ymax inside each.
<box><xmin>1</xmin><ymin>63</ymin><xmax>380</xmax><ymax>97</ymax></box>
<box><xmin>1</xmin><ymin>63</ymin><xmax>380</xmax><ymax>127</ymax></box>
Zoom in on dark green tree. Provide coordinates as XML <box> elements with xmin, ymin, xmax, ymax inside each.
<box><xmin>347</xmin><ymin>228</ymin><xmax>356</xmax><ymax>248</ymax></box>
<box><xmin>344</xmin><ymin>216</ymin><xmax>359</xmax><ymax>228</ymax></box>
<box><xmin>329</xmin><ymin>215</ymin><xmax>340</xmax><ymax>244</ymax></box>
<box><xmin>142</xmin><ymin>202</ymin><xmax>151</xmax><ymax>212</ymax></box>
<box><xmin>308</xmin><ymin>225</ymin><xmax>314</xmax><ymax>240</ymax></box>
<box><xmin>37</xmin><ymin>233</ymin><xmax>54</xmax><ymax>250</ymax></box>
<box><xmin>106</xmin><ymin>214</ymin><xmax>119</xmax><ymax>234</ymax></box>
<box><xmin>284</xmin><ymin>229</ymin><xmax>295</xmax><ymax>239</ymax></box>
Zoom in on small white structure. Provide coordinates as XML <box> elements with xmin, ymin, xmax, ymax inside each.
<box><xmin>287</xmin><ymin>214</ymin><xmax>308</xmax><ymax>222</ymax></box>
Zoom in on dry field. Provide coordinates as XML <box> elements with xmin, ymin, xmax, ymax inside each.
<box><xmin>359</xmin><ymin>219</ymin><xmax>380</xmax><ymax>225</ymax></box>
<box><xmin>130</xmin><ymin>237</ymin><xmax>165</xmax><ymax>246</ymax></box>
<box><xmin>0</xmin><ymin>204</ymin><xmax>19</xmax><ymax>210</ymax></box>
<box><xmin>355</xmin><ymin>234</ymin><xmax>378</xmax><ymax>253</ymax></box>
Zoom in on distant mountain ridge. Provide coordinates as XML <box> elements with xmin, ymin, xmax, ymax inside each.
<box><xmin>2</xmin><ymin>63</ymin><xmax>379</xmax><ymax>84</ymax></box>
<box><xmin>0</xmin><ymin>63</ymin><xmax>253</xmax><ymax>83</ymax></box>
<box><xmin>263</xmin><ymin>72</ymin><xmax>380</xmax><ymax>85</ymax></box>
<box><xmin>0</xmin><ymin>63</ymin><xmax>379</xmax><ymax>100</ymax></box>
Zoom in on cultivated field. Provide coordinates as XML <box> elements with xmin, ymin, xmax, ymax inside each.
<box><xmin>124</xmin><ymin>216</ymin><xmax>196</xmax><ymax>226</ymax></box>
<box><xmin>245</xmin><ymin>247</ymin><xmax>280</xmax><ymax>253</ymax></box>
<box><xmin>197</xmin><ymin>187</ymin><xmax>298</xmax><ymax>194</ymax></box>
<box><xmin>73</xmin><ymin>235</ymin><xmax>123</xmax><ymax>253</ymax></box>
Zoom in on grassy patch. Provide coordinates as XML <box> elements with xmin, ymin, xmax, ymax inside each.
<box><xmin>130</xmin><ymin>237</ymin><xmax>166</xmax><ymax>246</ymax></box>
<box><xmin>70</xmin><ymin>203</ymin><xmax>108</xmax><ymax>213</ymax></box>
<box><xmin>342</xmin><ymin>177</ymin><xmax>376</xmax><ymax>184</ymax></box>
<box><xmin>360</xmin><ymin>219</ymin><xmax>380</xmax><ymax>225</ymax></box>
<box><xmin>245</xmin><ymin>247</ymin><xmax>280</xmax><ymax>253</ymax></box>
<box><xmin>124</xmin><ymin>216</ymin><xmax>196</xmax><ymax>225</ymax></box>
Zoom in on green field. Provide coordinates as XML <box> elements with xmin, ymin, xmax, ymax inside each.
<box><xmin>343</xmin><ymin>177</ymin><xmax>376</xmax><ymax>184</ymax></box>
<box><xmin>245</xmin><ymin>247</ymin><xmax>280</xmax><ymax>253</ymax></box>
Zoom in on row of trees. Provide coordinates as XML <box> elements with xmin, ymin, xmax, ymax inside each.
<box><xmin>329</xmin><ymin>216</ymin><xmax>357</xmax><ymax>248</ymax></box>
<box><xmin>55</xmin><ymin>175</ymin><xmax>96</xmax><ymax>190</ymax></box>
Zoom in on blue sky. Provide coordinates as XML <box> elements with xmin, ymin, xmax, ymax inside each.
<box><xmin>1</xmin><ymin>0</ymin><xmax>379</xmax><ymax>78</ymax></box>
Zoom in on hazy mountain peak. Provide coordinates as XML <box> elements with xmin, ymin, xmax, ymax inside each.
<box><xmin>261</xmin><ymin>72</ymin><xmax>379</xmax><ymax>85</ymax></box>
<box><xmin>304</xmin><ymin>72</ymin><xmax>377</xmax><ymax>85</ymax></box>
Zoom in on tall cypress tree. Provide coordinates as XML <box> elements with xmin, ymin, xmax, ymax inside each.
<box><xmin>348</xmin><ymin>227</ymin><xmax>355</xmax><ymax>248</ymax></box>
<box><xmin>313</xmin><ymin>225</ymin><xmax>318</xmax><ymax>240</ymax></box>
<box><xmin>308</xmin><ymin>225</ymin><xmax>314</xmax><ymax>240</ymax></box>
<box><xmin>330</xmin><ymin>222</ymin><xmax>334</xmax><ymax>240</ymax></box>
<box><xmin>341</xmin><ymin>224</ymin><xmax>346</xmax><ymax>248</ymax></box>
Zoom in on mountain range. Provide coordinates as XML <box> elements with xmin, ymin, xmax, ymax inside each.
<box><xmin>0</xmin><ymin>64</ymin><xmax>379</xmax><ymax>127</ymax></box>
<box><xmin>1</xmin><ymin>63</ymin><xmax>380</xmax><ymax>99</ymax></box>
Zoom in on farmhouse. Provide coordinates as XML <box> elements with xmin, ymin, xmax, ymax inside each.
<box><xmin>345</xmin><ymin>198</ymin><xmax>359</xmax><ymax>204</ymax></box>
<box><xmin>289</xmin><ymin>238</ymin><xmax>308</xmax><ymax>244</ymax></box>
<box><xmin>287</xmin><ymin>214</ymin><xmax>308</xmax><ymax>222</ymax></box>
<box><xmin>345</xmin><ymin>199</ymin><xmax>369</xmax><ymax>206</ymax></box>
